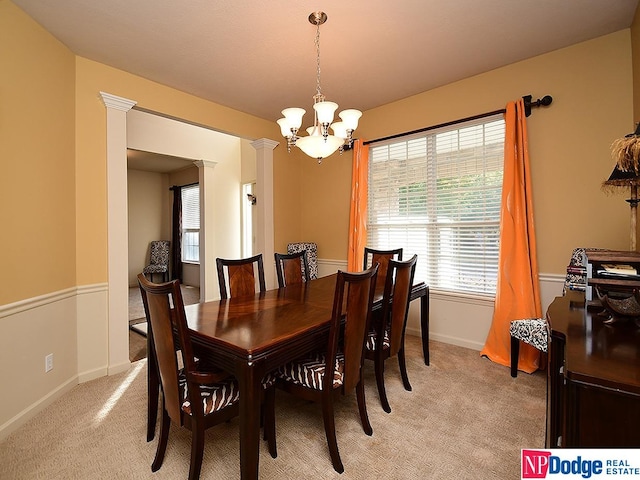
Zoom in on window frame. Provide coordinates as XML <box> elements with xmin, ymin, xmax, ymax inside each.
<box><xmin>366</xmin><ymin>114</ymin><xmax>505</xmax><ymax>297</ymax></box>
<box><xmin>181</xmin><ymin>184</ymin><xmax>200</xmax><ymax>264</ymax></box>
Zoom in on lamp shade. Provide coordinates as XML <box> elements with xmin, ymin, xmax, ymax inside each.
<box><xmin>313</xmin><ymin>101</ymin><xmax>338</xmax><ymax>124</ymax></box>
<box><xmin>296</xmin><ymin>134</ymin><xmax>344</xmax><ymax>160</ymax></box>
<box><xmin>603</xmin><ymin>165</ymin><xmax>640</xmax><ymax>188</ymax></box>
<box><xmin>277</xmin><ymin>118</ymin><xmax>292</xmax><ymax>137</ymax></box>
<box><xmin>330</xmin><ymin>121</ymin><xmax>348</xmax><ymax>139</ymax></box>
<box><xmin>339</xmin><ymin>109</ymin><xmax>362</xmax><ymax>130</ymax></box>
<box><xmin>281</xmin><ymin>108</ymin><xmax>306</xmax><ymax>130</ymax></box>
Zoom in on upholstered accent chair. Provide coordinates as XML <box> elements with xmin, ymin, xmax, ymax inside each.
<box><xmin>143</xmin><ymin>240</ymin><xmax>170</xmax><ymax>282</ymax></box>
<box><xmin>137</xmin><ymin>273</ymin><xmax>276</xmax><ymax>480</ymax></box>
<box><xmin>364</xmin><ymin>255</ymin><xmax>418</xmax><ymax>413</ymax></box>
<box><xmin>215</xmin><ymin>254</ymin><xmax>266</xmax><ymax>299</ymax></box>
<box><xmin>274</xmin><ymin>250</ymin><xmax>310</xmax><ymax>288</ymax></box>
<box><xmin>274</xmin><ymin>265</ymin><xmax>379</xmax><ymax>474</ymax></box>
<box><xmin>287</xmin><ymin>242</ymin><xmax>318</xmax><ymax>280</ymax></box>
<box><xmin>363</xmin><ymin>247</ymin><xmax>403</xmax><ymax>284</ymax></box>
<box><xmin>510</xmin><ymin>247</ymin><xmax>586</xmax><ymax>377</ymax></box>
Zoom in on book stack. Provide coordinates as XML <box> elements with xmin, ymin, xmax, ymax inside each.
<box><xmin>565</xmin><ymin>264</ymin><xmax>587</xmax><ymax>292</ymax></box>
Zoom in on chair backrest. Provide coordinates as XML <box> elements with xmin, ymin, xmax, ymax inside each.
<box><xmin>325</xmin><ymin>264</ymin><xmax>379</xmax><ymax>393</ymax></box>
<box><xmin>274</xmin><ymin>251</ymin><xmax>310</xmax><ymax>288</ymax></box>
<box><xmin>363</xmin><ymin>247</ymin><xmax>403</xmax><ymax>284</ymax></box>
<box><xmin>563</xmin><ymin>247</ymin><xmax>587</xmax><ymax>294</ymax></box>
<box><xmin>137</xmin><ymin>273</ymin><xmax>200</xmax><ymax>424</ymax></box>
<box><xmin>379</xmin><ymin>255</ymin><xmax>418</xmax><ymax>356</ymax></box>
<box><xmin>216</xmin><ymin>253</ymin><xmax>266</xmax><ymax>299</ymax></box>
<box><xmin>287</xmin><ymin>242</ymin><xmax>318</xmax><ymax>280</ymax></box>
<box><xmin>149</xmin><ymin>240</ymin><xmax>171</xmax><ymax>266</ymax></box>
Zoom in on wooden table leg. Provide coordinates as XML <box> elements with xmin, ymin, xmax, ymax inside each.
<box><xmin>238</xmin><ymin>361</ymin><xmax>261</xmax><ymax>480</ymax></box>
<box><xmin>421</xmin><ymin>286</ymin><xmax>430</xmax><ymax>366</ymax></box>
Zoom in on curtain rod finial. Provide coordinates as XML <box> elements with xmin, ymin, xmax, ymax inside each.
<box><xmin>523</xmin><ymin>94</ymin><xmax>553</xmax><ymax>117</ymax></box>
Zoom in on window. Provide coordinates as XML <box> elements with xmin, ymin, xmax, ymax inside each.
<box><xmin>367</xmin><ymin>115</ymin><xmax>505</xmax><ymax>296</ymax></box>
<box><xmin>181</xmin><ymin>184</ymin><xmax>200</xmax><ymax>263</ymax></box>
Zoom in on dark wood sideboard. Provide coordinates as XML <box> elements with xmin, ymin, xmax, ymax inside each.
<box><xmin>546</xmin><ymin>291</ymin><xmax>640</xmax><ymax>448</ymax></box>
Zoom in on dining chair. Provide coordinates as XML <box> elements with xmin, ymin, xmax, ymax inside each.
<box><xmin>137</xmin><ymin>273</ymin><xmax>278</xmax><ymax>479</ymax></box>
<box><xmin>274</xmin><ymin>250</ymin><xmax>310</xmax><ymax>288</ymax></box>
<box><xmin>143</xmin><ymin>240</ymin><xmax>170</xmax><ymax>282</ymax></box>
<box><xmin>287</xmin><ymin>242</ymin><xmax>318</xmax><ymax>279</ymax></box>
<box><xmin>274</xmin><ymin>264</ymin><xmax>379</xmax><ymax>474</ymax></box>
<box><xmin>364</xmin><ymin>255</ymin><xmax>418</xmax><ymax>413</ymax></box>
<box><xmin>363</xmin><ymin>247</ymin><xmax>403</xmax><ymax>284</ymax></box>
<box><xmin>216</xmin><ymin>253</ymin><xmax>266</xmax><ymax>299</ymax></box>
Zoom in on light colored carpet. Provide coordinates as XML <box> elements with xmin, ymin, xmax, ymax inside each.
<box><xmin>0</xmin><ymin>336</ymin><xmax>546</xmax><ymax>479</ymax></box>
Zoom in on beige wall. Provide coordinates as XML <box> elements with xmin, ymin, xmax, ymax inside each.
<box><xmin>0</xmin><ymin>1</ymin><xmax>77</xmax><ymax>304</ymax></box>
<box><xmin>127</xmin><ymin>169</ymin><xmax>168</xmax><ymax>286</ymax></box>
<box><xmin>633</xmin><ymin>4</ymin><xmax>640</xmax><ymax>123</ymax></box>
<box><xmin>304</xmin><ymin>30</ymin><xmax>635</xmax><ymax>274</ymax></box>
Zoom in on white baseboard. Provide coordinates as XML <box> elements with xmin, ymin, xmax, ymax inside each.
<box><xmin>0</xmin><ymin>374</ymin><xmax>77</xmax><ymax>442</ymax></box>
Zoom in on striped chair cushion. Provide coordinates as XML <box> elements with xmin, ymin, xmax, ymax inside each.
<box><xmin>179</xmin><ymin>371</ymin><xmax>240</xmax><ymax>416</ymax></box>
<box><xmin>364</xmin><ymin>329</ymin><xmax>390</xmax><ymax>352</ymax></box>
<box><xmin>276</xmin><ymin>352</ymin><xmax>345</xmax><ymax>390</ymax></box>
<box><xmin>509</xmin><ymin>318</ymin><xmax>548</xmax><ymax>353</ymax></box>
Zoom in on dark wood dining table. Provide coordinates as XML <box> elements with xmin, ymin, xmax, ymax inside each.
<box><xmin>146</xmin><ymin>273</ymin><xmax>429</xmax><ymax>480</ymax></box>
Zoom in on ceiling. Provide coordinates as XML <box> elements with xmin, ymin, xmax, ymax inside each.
<box><xmin>127</xmin><ymin>149</ymin><xmax>195</xmax><ymax>173</ymax></box>
<box><xmin>13</xmin><ymin>0</ymin><xmax>639</xmax><ymax>124</ymax></box>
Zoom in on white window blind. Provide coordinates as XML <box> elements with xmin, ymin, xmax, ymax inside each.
<box><xmin>181</xmin><ymin>184</ymin><xmax>200</xmax><ymax>263</ymax></box>
<box><xmin>367</xmin><ymin>115</ymin><xmax>505</xmax><ymax>296</ymax></box>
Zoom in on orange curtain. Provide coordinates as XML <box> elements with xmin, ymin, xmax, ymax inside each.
<box><xmin>480</xmin><ymin>99</ymin><xmax>542</xmax><ymax>374</ymax></box>
<box><xmin>347</xmin><ymin>139</ymin><xmax>369</xmax><ymax>271</ymax></box>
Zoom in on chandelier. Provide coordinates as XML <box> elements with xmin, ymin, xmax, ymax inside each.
<box><xmin>277</xmin><ymin>11</ymin><xmax>362</xmax><ymax>164</ymax></box>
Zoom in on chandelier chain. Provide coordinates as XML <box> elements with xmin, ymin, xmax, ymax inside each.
<box><xmin>315</xmin><ymin>20</ymin><xmax>322</xmax><ymax>97</ymax></box>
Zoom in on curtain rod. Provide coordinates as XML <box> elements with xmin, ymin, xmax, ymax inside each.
<box><xmin>363</xmin><ymin>94</ymin><xmax>552</xmax><ymax>146</ymax></box>
<box><xmin>169</xmin><ymin>182</ymin><xmax>198</xmax><ymax>191</ymax></box>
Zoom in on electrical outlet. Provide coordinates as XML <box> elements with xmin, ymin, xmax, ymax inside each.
<box><xmin>45</xmin><ymin>353</ymin><xmax>53</xmax><ymax>372</ymax></box>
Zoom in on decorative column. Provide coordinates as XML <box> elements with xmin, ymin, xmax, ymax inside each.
<box><xmin>100</xmin><ymin>91</ymin><xmax>136</xmax><ymax>375</ymax></box>
<box><xmin>251</xmin><ymin>139</ymin><xmax>278</xmax><ymax>289</ymax></box>
<box><xmin>195</xmin><ymin>160</ymin><xmax>218</xmax><ymax>301</ymax></box>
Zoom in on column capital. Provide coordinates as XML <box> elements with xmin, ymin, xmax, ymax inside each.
<box><xmin>99</xmin><ymin>92</ymin><xmax>136</xmax><ymax>112</ymax></box>
<box><xmin>194</xmin><ymin>159</ymin><xmax>218</xmax><ymax>169</ymax></box>
<box><xmin>251</xmin><ymin>138</ymin><xmax>279</xmax><ymax>151</ymax></box>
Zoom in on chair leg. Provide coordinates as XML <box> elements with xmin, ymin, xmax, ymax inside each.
<box><xmin>510</xmin><ymin>336</ymin><xmax>520</xmax><ymax>378</ymax></box>
<box><xmin>374</xmin><ymin>357</ymin><xmax>391</xmax><ymax>413</ymax></box>
<box><xmin>151</xmin><ymin>400</ymin><xmax>170</xmax><ymax>472</ymax></box>
<box><xmin>398</xmin><ymin>346</ymin><xmax>412</xmax><ymax>392</ymax></box>
<box><xmin>356</xmin><ymin>378</ymin><xmax>373</xmax><ymax>436</ymax></box>
<box><xmin>321</xmin><ymin>394</ymin><xmax>344</xmax><ymax>474</ymax></box>
<box><xmin>264</xmin><ymin>386</ymin><xmax>277</xmax><ymax>458</ymax></box>
<box><xmin>188</xmin><ymin>425</ymin><xmax>206</xmax><ymax>480</ymax></box>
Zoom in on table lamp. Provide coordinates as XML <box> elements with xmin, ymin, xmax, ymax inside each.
<box><xmin>602</xmin><ymin>123</ymin><xmax>640</xmax><ymax>251</ymax></box>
